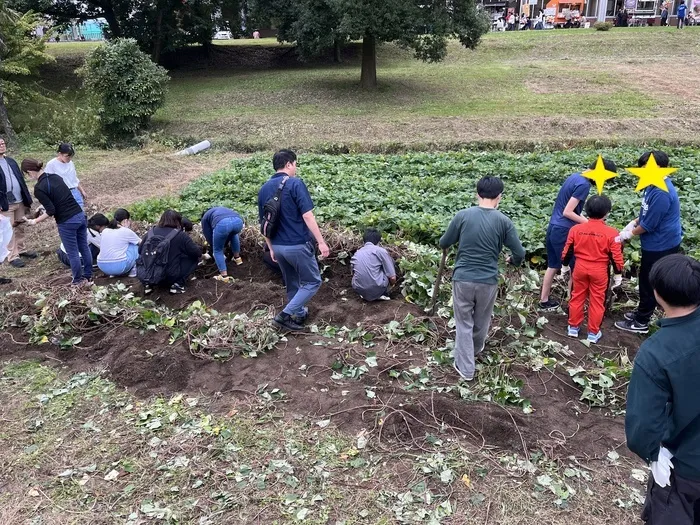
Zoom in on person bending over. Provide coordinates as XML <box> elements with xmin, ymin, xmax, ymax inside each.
<box><xmin>351</xmin><ymin>228</ymin><xmax>397</xmax><ymax>301</ymax></box>
<box><xmin>200</xmin><ymin>206</ymin><xmax>244</xmax><ymax>281</ymax></box>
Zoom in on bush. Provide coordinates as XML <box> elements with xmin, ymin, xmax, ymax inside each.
<box><xmin>80</xmin><ymin>39</ymin><xmax>169</xmax><ymax>139</ymax></box>
<box><xmin>594</xmin><ymin>21</ymin><xmax>613</xmax><ymax>31</ymax></box>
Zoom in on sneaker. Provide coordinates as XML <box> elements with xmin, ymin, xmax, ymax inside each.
<box><xmin>587</xmin><ymin>331</ymin><xmax>602</xmax><ymax>344</ymax></box>
<box><xmin>623</xmin><ymin>311</ymin><xmax>637</xmax><ymax>322</ymax></box>
<box><xmin>213</xmin><ymin>275</ymin><xmax>232</xmax><ymax>283</ymax></box>
<box><xmin>567</xmin><ymin>325</ymin><xmax>580</xmax><ymax>338</ymax></box>
<box><xmin>128</xmin><ymin>267</ymin><xmax>137</xmax><ymax>278</ymax></box>
<box><xmin>233</xmin><ymin>257</ymin><xmax>243</xmax><ymax>266</ymax></box>
<box><xmin>144</xmin><ymin>286</ymin><xmax>153</xmax><ymax>295</ymax></box>
<box><xmin>452</xmin><ymin>362</ymin><xmax>474</xmax><ymax>382</ymax></box>
<box><xmin>291</xmin><ymin>306</ymin><xmax>309</xmax><ymax>325</ymax></box>
<box><xmin>20</xmin><ymin>251</ymin><xmax>38</xmax><ymax>259</ymax></box>
<box><xmin>9</xmin><ymin>259</ymin><xmax>25</xmax><ymax>268</ymax></box>
<box><xmin>538</xmin><ymin>299</ymin><xmax>560</xmax><ymax>312</ymax></box>
<box><xmin>379</xmin><ymin>295</ymin><xmax>391</xmax><ymax>301</ymax></box>
<box><xmin>170</xmin><ymin>283</ymin><xmax>186</xmax><ymax>294</ymax></box>
<box><xmin>0</xmin><ymin>277</ymin><xmax>11</xmax><ymax>285</ymax></box>
<box><xmin>614</xmin><ymin>319</ymin><xmax>649</xmax><ymax>334</ymax></box>
<box><xmin>273</xmin><ymin>312</ymin><xmax>305</xmax><ymax>332</ymax></box>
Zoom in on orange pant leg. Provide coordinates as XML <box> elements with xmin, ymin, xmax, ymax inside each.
<box><xmin>568</xmin><ymin>267</ymin><xmax>589</xmax><ymax>329</ymax></box>
<box><xmin>587</xmin><ymin>267</ymin><xmax>609</xmax><ymax>334</ymax></box>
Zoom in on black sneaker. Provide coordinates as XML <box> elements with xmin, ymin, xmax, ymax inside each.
<box><xmin>614</xmin><ymin>319</ymin><xmax>649</xmax><ymax>334</ymax></box>
<box><xmin>0</xmin><ymin>277</ymin><xmax>11</xmax><ymax>285</ymax></box>
<box><xmin>169</xmin><ymin>283</ymin><xmax>186</xmax><ymax>294</ymax></box>
<box><xmin>9</xmin><ymin>258</ymin><xmax>25</xmax><ymax>268</ymax></box>
<box><xmin>144</xmin><ymin>286</ymin><xmax>153</xmax><ymax>295</ymax></box>
<box><xmin>273</xmin><ymin>313</ymin><xmax>305</xmax><ymax>332</ymax></box>
<box><xmin>623</xmin><ymin>311</ymin><xmax>637</xmax><ymax>322</ymax></box>
<box><xmin>20</xmin><ymin>251</ymin><xmax>38</xmax><ymax>259</ymax></box>
<box><xmin>538</xmin><ymin>299</ymin><xmax>560</xmax><ymax>311</ymax></box>
<box><xmin>291</xmin><ymin>306</ymin><xmax>309</xmax><ymax>325</ymax></box>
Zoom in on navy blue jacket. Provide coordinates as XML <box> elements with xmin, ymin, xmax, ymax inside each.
<box><xmin>0</xmin><ymin>156</ymin><xmax>33</xmax><ymax>211</ymax></box>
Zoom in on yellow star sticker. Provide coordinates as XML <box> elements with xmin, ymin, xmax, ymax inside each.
<box><xmin>626</xmin><ymin>153</ymin><xmax>677</xmax><ymax>193</ymax></box>
<box><xmin>582</xmin><ymin>155</ymin><xmax>618</xmax><ymax>195</ymax></box>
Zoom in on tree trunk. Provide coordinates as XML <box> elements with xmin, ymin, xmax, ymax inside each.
<box><xmin>0</xmin><ymin>84</ymin><xmax>18</xmax><ymax>148</ymax></box>
<box><xmin>152</xmin><ymin>9</ymin><xmax>164</xmax><ymax>63</ymax></box>
<box><xmin>334</xmin><ymin>39</ymin><xmax>342</xmax><ymax>63</ymax></box>
<box><xmin>102</xmin><ymin>6</ymin><xmax>122</xmax><ymax>38</ymax></box>
<box><xmin>360</xmin><ymin>34</ymin><xmax>377</xmax><ymax>89</ymax></box>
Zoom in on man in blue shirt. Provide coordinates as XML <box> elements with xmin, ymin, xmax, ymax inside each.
<box><xmin>539</xmin><ymin>158</ymin><xmax>617</xmax><ymax>311</ymax></box>
<box><xmin>258</xmin><ymin>150</ymin><xmax>329</xmax><ymax>332</ymax></box>
<box><xmin>616</xmin><ymin>151</ymin><xmax>682</xmax><ymax>334</ymax></box>
<box><xmin>677</xmin><ymin>0</ymin><xmax>687</xmax><ymax>28</ymax></box>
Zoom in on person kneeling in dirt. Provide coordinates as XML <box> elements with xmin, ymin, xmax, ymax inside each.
<box><xmin>137</xmin><ymin>210</ymin><xmax>201</xmax><ymax>295</ymax></box>
<box><xmin>201</xmin><ymin>206</ymin><xmax>244</xmax><ymax>282</ymax></box>
<box><xmin>625</xmin><ymin>254</ymin><xmax>700</xmax><ymax>524</ymax></box>
<box><xmin>97</xmin><ymin>209</ymin><xmax>142</xmax><ymax>278</ymax></box>
<box><xmin>258</xmin><ymin>149</ymin><xmax>329</xmax><ymax>332</ymax></box>
<box><xmin>57</xmin><ymin>213</ymin><xmax>108</xmax><ymax>269</ymax></box>
<box><xmin>561</xmin><ymin>195</ymin><xmax>624</xmax><ymax>344</ymax></box>
<box><xmin>351</xmin><ymin>228</ymin><xmax>396</xmax><ymax>301</ymax></box>
<box><xmin>439</xmin><ymin>177</ymin><xmax>525</xmax><ymax>382</ymax></box>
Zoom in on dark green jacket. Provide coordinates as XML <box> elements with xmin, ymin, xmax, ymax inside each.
<box><xmin>439</xmin><ymin>206</ymin><xmax>525</xmax><ymax>285</ymax></box>
<box><xmin>626</xmin><ymin>308</ymin><xmax>700</xmax><ymax>480</ymax></box>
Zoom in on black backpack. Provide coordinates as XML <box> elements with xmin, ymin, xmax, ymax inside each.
<box><xmin>260</xmin><ymin>176</ymin><xmax>289</xmax><ymax>238</ymax></box>
<box><xmin>136</xmin><ymin>228</ymin><xmax>180</xmax><ymax>286</ymax></box>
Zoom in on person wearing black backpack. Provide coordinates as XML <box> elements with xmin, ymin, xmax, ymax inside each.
<box><xmin>258</xmin><ymin>149</ymin><xmax>329</xmax><ymax>331</ymax></box>
<box><xmin>137</xmin><ymin>210</ymin><xmax>201</xmax><ymax>295</ymax></box>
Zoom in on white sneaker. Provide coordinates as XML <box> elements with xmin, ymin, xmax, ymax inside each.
<box><xmin>128</xmin><ymin>267</ymin><xmax>137</xmax><ymax>278</ymax></box>
<box><xmin>379</xmin><ymin>295</ymin><xmax>391</xmax><ymax>301</ymax></box>
<box><xmin>452</xmin><ymin>362</ymin><xmax>473</xmax><ymax>382</ymax></box>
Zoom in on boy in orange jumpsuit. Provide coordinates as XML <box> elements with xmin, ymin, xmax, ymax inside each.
<box><xmin>561</xmin><ymin>195</ymin><xmax>624</xmax><ymax>344</ymax></box>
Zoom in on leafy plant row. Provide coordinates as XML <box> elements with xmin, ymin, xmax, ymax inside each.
<box><xmin>131</xmin><ymin>147</ymin><xmax>700</xmax><ymax>261</ymax></box>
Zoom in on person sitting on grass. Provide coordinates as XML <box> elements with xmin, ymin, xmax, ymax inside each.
<box><xmin>20</xmin><ymin>158</ymin><xmax>92</xmax><ymax>285</ymax></box>
<box><xmin>139</xmin><ymin>210</ymin><xmax>201</xmax><ymax>295</ymax></box>
<box><xmin>561</xmin><ymin>195</ymin><xmax>624</xmax><ymax>344</ymax></box>
<box><xmin>351</xmin><ymin>228</ymin><xmax>397</xmax><ymax>301</ymax></box>
<box><xmin>200</xmin><ymin>206</ymin><xmax>244</xmax><ymax>282</ymax></box>
<box><xmin>57</xmin><ymin>213</ymin><xmax>108</xmax><ymax>268</ymax></box>
<box><xmin>439</xmin><ymin>176</ymin><xmax>525</xmax><ymax>382</ymax></box>
<box><xmin>625</xmin><ymin>254</ymin><xmax>700</xmax><ymax>523</ymax></box>
<box><xmin>97</xmin><ymin>209</ymin><xmax>141</xmax><ymax>278</ymax></box>
<box><xmin>539</xmin><ymin>157</ymin><xmax>618</xmax><ymax>311</ymax></box>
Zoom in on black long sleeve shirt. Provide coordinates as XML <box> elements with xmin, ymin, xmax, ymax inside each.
<box><xmin>33</xmin><ymin>173</ymin><xmax>82</xmax><ymax>224</ymax></box>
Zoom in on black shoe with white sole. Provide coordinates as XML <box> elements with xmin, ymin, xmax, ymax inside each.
<box><xmin>538</xmin><ymin>299</ymin><xmax>560</xmax><ymax>312</ymax></box>
<box><xmin>623</xmin><ymin>311</ymin><xmax>637</xmax><ymax>322</ymax></box>
<box><xmin>614</xmin><ymin>319</ymin><xmax>649</xmax><ymax>334</ymax></box>
<box><xmin>273</xmin><ymin>313</ymin><xmax>305</xmax><ymax>332</ymax></box>
<box><xmin>169</xmin><ymin>283</ymin><xmax>186</xmax><ymax>294</ymax></box>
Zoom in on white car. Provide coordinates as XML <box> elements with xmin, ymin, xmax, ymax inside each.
<box><xmin>214</xmin><ymin>31</ymin><xmax>232</xmax><ymax>40</ymax></box>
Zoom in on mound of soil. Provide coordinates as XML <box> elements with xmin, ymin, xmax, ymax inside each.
<box><xmin>0</xmin><ymin>250</ymin><xmax>643</xmax><ymax>462</ymax></box>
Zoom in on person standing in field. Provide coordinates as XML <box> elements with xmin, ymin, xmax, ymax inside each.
<box><xmin>661</xmin><ymin>2</ymin><xmax>669</xmax><ymax>25</ymax></box>
<box><xmin>0</xmin><ymin>137</ymin><xmax>36</xmax><ymax>269</ymax></box>
<box><xmin>615</xmin><ymin>151</ymin><xmax>682</xmax><ymax>334</ymax></box>
<box><xmin>677</xmin><ymin>0</ymin><xmax>688</xmax><ymax>27</ymax></box>
<box><xmin>45</xmin><ymin>143</ymin><xmax>88</xmax><ymax>210</ymax></box>
<box><xmin>539</xmin><ymin>158</ymin><xmax>618</xmax><ymax>311</ymax></box>
<box><xmin>258</xmin><ymin>149</ymin><xmax>329</xmax><ymax>332</ymax></box>
<box><xmin>625</xmin><ymin>254</ymin><xmax>700</xmax><ymax>524</ymax></box>
<box><xmin>439</xmin><ymin>176</ymin><xmax>525</xmax><ymax>381</ymax></box>
<box><xmin>561</xmin><ymin>195</ymin><xmax>624</xmax><ymax>344</ymax></box>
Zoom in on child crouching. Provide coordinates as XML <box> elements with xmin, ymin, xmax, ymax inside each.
<box><xmin>561</xmin><ymin>195</ymin><xmax>624</xmax><ymax>343</ymax></box>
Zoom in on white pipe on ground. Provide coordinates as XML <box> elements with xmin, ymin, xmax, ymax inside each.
<box><xmin>176</xmin><ymin>140</ymin><xmax>212</xmax><ymax>156</ymax></box>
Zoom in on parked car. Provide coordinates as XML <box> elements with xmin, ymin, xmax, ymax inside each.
<box><xmin>214</xmin><ymin>31</ymin><xmax>232</xmax><ymax>40</ymax></box>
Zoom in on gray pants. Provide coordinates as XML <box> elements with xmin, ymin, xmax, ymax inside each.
<box><xmin>453</xmin><ymin>281</ymin><xmax>498</xmax><ymax>379</ymax></box>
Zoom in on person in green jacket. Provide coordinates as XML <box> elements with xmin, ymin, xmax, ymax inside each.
<box><xmin>439</xmin><ymin>177</ymin><xmax>525</xmax><ymax>381</ymax></box>
<box><xmin>626</xmin><ymin>254</ymin><xmax>700</xmax><ymax>524</ymax></box>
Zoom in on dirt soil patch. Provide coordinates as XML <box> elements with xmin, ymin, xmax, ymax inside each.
<box><xmin>0</xmin><ymin>240</ymin><xmax>643</xmax><ymax>465</ymax></box>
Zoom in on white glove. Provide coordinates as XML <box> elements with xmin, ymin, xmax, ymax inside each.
<box><xmin>623</xmin><ymin>220</ymin><xmax>637</xmax><ymax>233</ymax></box>
<box><xmin>650</xmin><ymin>446</ymin><xmax>674</xmax><ymax>488</ymax></box>
<box><xmin>560</xmin><ymin>265</ymin><xmax>570</xmax><ymax>277</ymax></box>
<box><xmin>25</xmin><ymin>218</ymin><xmax>37</xmax><ymax>226</ymax></box>
<box><xmin>616</xmin><ymin>229</ymin><xmax>633</xmax><ymax>243</ymax></box>
<box><xmin>612</xmin><ymin>275</ymin><xmax>622</xmax><ymax>289</ymax></box>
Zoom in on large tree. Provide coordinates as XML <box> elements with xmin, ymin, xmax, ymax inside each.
<box><xmin>0</xmin><ymin>0</ymin><xmax>53</xmax><ymax>146</ymax></box>
<box><xmin>273</xmin><ymin>0</ymin><xmax>491</xmax><ymax>89</ymax></box>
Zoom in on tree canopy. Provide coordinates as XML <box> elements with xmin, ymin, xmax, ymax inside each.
<box><xmin>273</xmin><ymin>0</ymin><xmax>491</xmax><ymax>88</ymax></box>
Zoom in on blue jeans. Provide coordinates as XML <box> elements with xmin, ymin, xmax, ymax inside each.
<box><xmin>70</xmin><ymin>188</ymin><xmax>85</xmax><ymax>210</ymax></box>
<box><xmin>272</xmin><ymin>242</ymin><xmax>322</xmax><ymax>317</ymax></box>
<box><xmin>57</xmin><ymin>213</ymin><xmax>92</xmax><ymax>284</ymax></box>
<box><xmin>212</xmin><ymin>216</ymin><xmax>244</xmax><ymax>272</ymax></box>
<box><xmin>98</xmin><ymin>244</ymin><xmax>139</xmax><ymax>276</ymax></box>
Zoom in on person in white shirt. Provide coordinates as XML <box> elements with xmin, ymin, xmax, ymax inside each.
<box><xmin>57</xmin><ymin>213</ymin><xmax>108</xmax><ymax>268</ymax></box>
<box><xmin>44</xmin><ymin>143</ymin><xmax>87</xmax><ymax>210</ymax></box>
<box><xmin>97</xmin><ymin>208</ymin><xmax>141</xmax><ymax>277</ymax></box>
